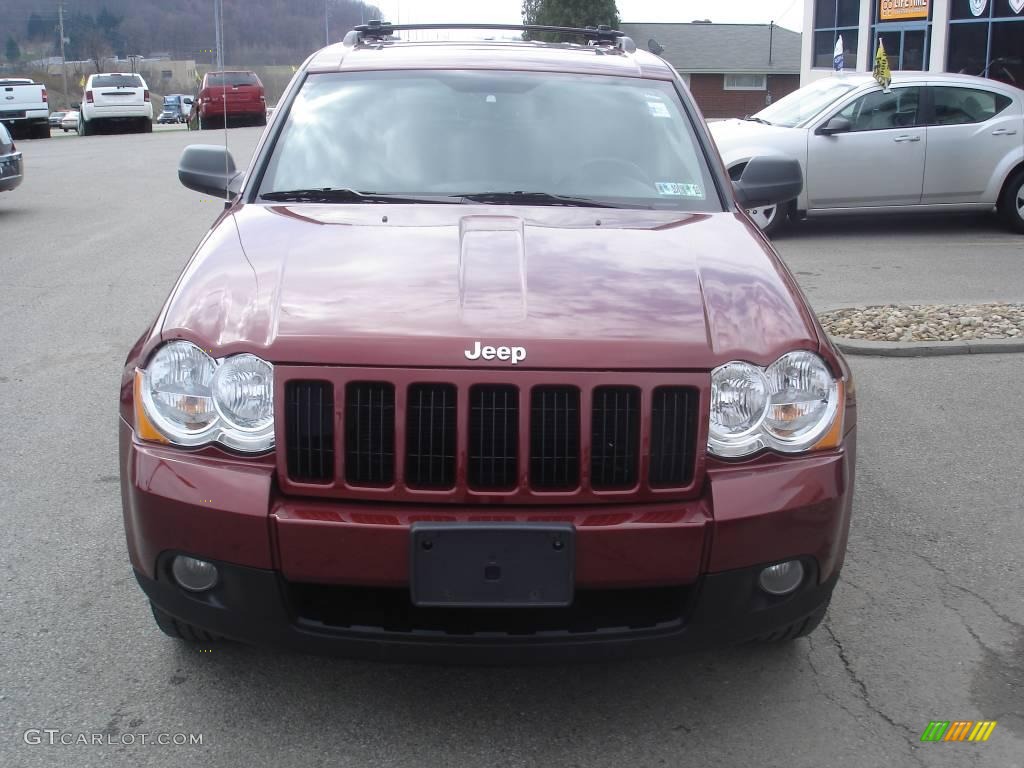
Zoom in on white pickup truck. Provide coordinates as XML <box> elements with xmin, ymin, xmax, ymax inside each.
<box><xmin>0</xmin><ymin>78</ymin><xmax>50</xmax><ymax>139</ymax></box>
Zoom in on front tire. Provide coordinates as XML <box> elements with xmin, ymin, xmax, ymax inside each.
<box><xmin>747</xmin><ymin>200</ymin><xmax>791</xmax><ymax>237</ymax></box>
<box><xmin>998</xmin><ymin>168</ymin><xmax>1024</xmax><ymax>234</ymax></box>
<box><xmin>150</xmin><ymin>602</ymin><xmax>220</xmax><ymax>644</ymax></box>
<box><xmin>77</xmin><ymin>115</ymin><xmax>90</xmax><ymax>136</ymax></box>
<box><xmin>756</xmin><ymin>597</ymin><xmax>830</xmax><ymax>642</ymax></box>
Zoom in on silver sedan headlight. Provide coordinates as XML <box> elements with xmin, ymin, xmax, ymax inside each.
<box><xmin>139</xmin><ymin>341</ymin><xmax>274</xmax><ymax>452</ymax></box>
<box><xmin>709</xmin><ymin>351</ymin><xmax>841</xmax><ymax>458</ymax></box>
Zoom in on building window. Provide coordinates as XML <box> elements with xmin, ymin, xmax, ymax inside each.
<box><xmin>723</xmin><ymin>74</ymin><xmax>767</xmax><ymax>90</ymax></box>
<box><xmin>947</xmin><ymin>0</ymin><xmax>1024</xmax><ymax>86</ymax></box>
<box><xmin>161</xmin><ymin>70</ymin><xmax>173</xmax><ymax>79</ymax></box>
<box><xmin>813</xmin><ymin>0</ymin><xmax>860</xmax><ymax>69</ymax></box>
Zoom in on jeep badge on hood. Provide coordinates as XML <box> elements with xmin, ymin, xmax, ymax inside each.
<box><xmin>464</xmin><ymin>341</ymin><xmax>527</xmax><ymax>364</ymax></box>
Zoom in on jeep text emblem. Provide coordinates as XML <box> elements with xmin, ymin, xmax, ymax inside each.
<box><xmin>464</xmin><ymin>341</ymin><xmax>526</xmax><ymax>365</ymax></box>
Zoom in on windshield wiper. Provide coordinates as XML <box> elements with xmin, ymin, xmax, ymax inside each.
<box><xmin>459</xmin><ymin>191</ymin><xmax>625</xmax><ymax>208</ymax></box>
<box><xmin>742</xmin><ymin>115</ymin><xmax>772</xmax><ymax>125</ymax></box>
<box><xmin>259</xmin><ymin>188</ymin><xmax>458</xmax><ymax>204</ymax></box>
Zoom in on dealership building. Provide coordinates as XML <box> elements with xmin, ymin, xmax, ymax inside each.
<box><xmin>801</xmin><ymin>0</ymin><xmax>1024</xmax><ymax>84</ymax></box>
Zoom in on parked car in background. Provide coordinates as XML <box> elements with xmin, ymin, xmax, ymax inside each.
<box><xmin>710</xmin><ymin>73</ymin><xmax>1024</xmax><ymax>235</ymax></box>
<box><xmin>79</xmin><ymin>73</ymin><xmax>153</xmax><ymax>136</ymax></box>
<box><xmin>0</xmin><ymin>122</ymin><xmax>24</xmax><ymax>193</ymax></box>
<box><xmin>61</xmin><ymin>110</ymin><xmax>80</xmax><ymax>132</ymax></box>
<box><xmin>189</xmin><ymin>70</ymin><xmax>266</xmax><ymax>130</ymax></box>
<box><xmin>49</xmin><ymin>111</ymin><xmax>66</xmax><ymax>129</ymax></box>
<box><xmin>124</xmin><ymin>22</ymin><xmax>856</xmax><ymax>662</ymax></box>
<box><xmin>0</xmin><ymin>78</ymin><xmax>50</xmax><ymax>139</ymax></box>
<box><xmin>158</xmin><ymin>94</ymin><xmax>193</xmax><ymax>124</ymax></box>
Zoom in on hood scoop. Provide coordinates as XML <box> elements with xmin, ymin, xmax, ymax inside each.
<box><xmin>458</xmin><ymin>215</ymin><xmax>527</xmax><ymax>326</ymax></box>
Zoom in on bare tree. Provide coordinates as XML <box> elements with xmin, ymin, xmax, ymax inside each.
<box><xmin>81</xmin><ymin>27</ymin><xmax>113</xmax><ymax>73</ymax></box>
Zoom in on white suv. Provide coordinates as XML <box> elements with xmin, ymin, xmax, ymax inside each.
<box><xmin>78</xmin><ymin>73</ymin><xmax>153</xmax><ymax>136</ymax></box>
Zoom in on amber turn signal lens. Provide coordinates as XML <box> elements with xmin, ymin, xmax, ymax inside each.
<box><xmin>811</xmin><ymin>380</ymin><xmax>845</xmax><ymax>451</ymax></box>
<box><xmin>134</xmin><ymin>370</ymin><xmax>169</xmax><ymax>444</ymax></box>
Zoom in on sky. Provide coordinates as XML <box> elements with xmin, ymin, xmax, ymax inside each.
<box><xmin>370</xmin><ymin>0</ymin><xmax>805</xmax><ymax>34</ymax></box>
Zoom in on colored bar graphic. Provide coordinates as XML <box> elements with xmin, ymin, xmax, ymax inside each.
<box><xmin>944</xmin><ymin>721</ymin><xmax>972</xmax><ymax>741</ymax></box>
<box><xmin>968</xmin><ymin>722</ymin><xmax>998</xmax><ymax>742</ymax></box>
<box><xmin>921</xmin><ymin>722</ymin><xmax>950</xmax><ymax>742</ymax></box>
<box><xmin>921</xmin><ymin>720</ymin><xmax>997</xmax><ymax>743</ymax></box>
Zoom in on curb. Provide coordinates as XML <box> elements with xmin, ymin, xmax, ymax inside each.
<box><xmin>830</xmin><ymin>335</ymin><xmax>1024</xmax><ymax>357</ymax></box>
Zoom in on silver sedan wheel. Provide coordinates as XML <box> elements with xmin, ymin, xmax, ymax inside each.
<box><xmin>746</xmin><ymin>204</ymin><xmax>779</xmax><ymax>231</ymax></box>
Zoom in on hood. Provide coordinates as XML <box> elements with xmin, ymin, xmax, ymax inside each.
<box><xmin>158</xmin><ymin>204</ymin><xmax>819</xmax><ymax>370</ymax></box>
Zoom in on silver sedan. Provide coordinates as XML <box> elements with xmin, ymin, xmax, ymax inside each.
<box><xmin>709</xmin><ymin>73</ymin><xmax>1024</xmax><ymax>235</ymax></box>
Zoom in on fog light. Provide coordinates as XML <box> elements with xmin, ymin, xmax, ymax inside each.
<box><xmin>758</xmin><ymin>560</ymin><xmax>804</xmax><ymax>596</ymax></box>
<box><xmin>172</xmin><ymin>556</ymin><xmax>219</xmax><ymax>592</ymax></box>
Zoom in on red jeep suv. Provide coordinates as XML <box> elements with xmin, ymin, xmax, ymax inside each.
<box><xmin>189</xmin><ymin>70</ymin><xmax>266</xmax><ymax>129</ymax></box>
<box><xmin>120</xmin><ymin>22</ymin><xmax>856</xmax><ymax>662</ymax></box>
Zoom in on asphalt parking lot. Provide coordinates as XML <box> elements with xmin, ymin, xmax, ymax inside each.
<box><xmin>1</xmin><ymin>129</ymin><xmax>1021</xmax><ymax>768</ymax></box>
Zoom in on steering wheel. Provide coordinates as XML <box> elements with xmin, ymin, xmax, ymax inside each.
<box><xmin>561</xmin><ymin>157</ymin><xmax>652</xmax><ymax>187</ymax></box>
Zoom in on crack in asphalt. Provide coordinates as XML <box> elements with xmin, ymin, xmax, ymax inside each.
<box><xmin>822</xmin><ymin>622</ymin><xmax>928</xmax><ymax>767</ymax></box>
<box><xmin>804</xmin><ymin>635</ymin><xmax>865</xmax><ymax>727</ymax></box>
<box><xmin>913</xmin><ymin>551</ymin><xmax>1024</xmax><ymax>633</ymax></box>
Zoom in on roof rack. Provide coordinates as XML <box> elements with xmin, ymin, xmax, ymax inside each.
<box><xmin>343</xmin><ymin>21</ymin><xmax>637</xmax><ymax>53</ymax></box>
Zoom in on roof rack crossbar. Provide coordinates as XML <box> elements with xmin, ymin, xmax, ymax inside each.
<box><xmin>347</xmin><ymin>21</ymin><xmax>628</xmax><ymax>45</ymax></box>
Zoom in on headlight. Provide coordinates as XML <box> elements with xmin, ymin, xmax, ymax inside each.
<box><xmin>709</xmin><ymin>352</ymin><xmax>840</xmax><ymax>458</ymax></box>
<box><xmin>140</xmin><ymin>341</ymin><xmax>274</xmax><ymax>452</ymax></box>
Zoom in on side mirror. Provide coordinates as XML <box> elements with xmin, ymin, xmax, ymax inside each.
<box><xmin>71</xmin><ymin>102</ymin><xmax>80</xmax><ymax>109</ymax></box>
<box><xmin>816</xmin><ymin>116</ymin><xmax>852</xmax><ymax>136</ymax></box>
<box><xmin>733</xmin><ymin>156</ymin><xmax>803</xmax><ymax>210</ymax></box>
<box><xmin>178</xmin><ymin>144</ymin><xmax>243</xmax><ymax>199</ymax></box>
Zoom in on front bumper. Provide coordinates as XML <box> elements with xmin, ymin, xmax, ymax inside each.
<box><xmin>120</xmin><ymin>419</ymin><xmax>855</xmax><ymax>660</ymax></box>
<box><xmin>137</xmin><ymin>555</ymin><xmax>838</xmax><ymax>663</ymax></box>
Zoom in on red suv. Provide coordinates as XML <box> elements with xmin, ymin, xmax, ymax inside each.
<box><xmin>121</xmin><ymin>22</ymin><xmax>856</xmax><ymax>662</ymax></box>
<box><xmin>189</xmin><ymin>70</ymin><xmax>266</xmax><ymax>129</ymax></box>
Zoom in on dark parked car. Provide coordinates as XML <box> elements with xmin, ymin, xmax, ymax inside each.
<box><xmin>121</xmin><ymin>22</ymin><xmax>856</xmax><ymax>662</ymax></box>
<box><xmin>48</xmin><ymin>111</ymin><xmax>66</xmax><ymax>128</ymax></box>
<box><xmin>0</xmin><ymin>122</ymin><xmax>24</xmax><ymax>193</ymax></box>
<box><xmin>188</xmin><ymin>70</ymin><xmax>266</xmax><ymax>129</ymax></box>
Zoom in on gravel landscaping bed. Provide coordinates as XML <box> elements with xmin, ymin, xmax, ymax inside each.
<box><xmin>818</xmin><ymin>303</ymin><xmax>1024</xmax><ymax>342</ymax></box>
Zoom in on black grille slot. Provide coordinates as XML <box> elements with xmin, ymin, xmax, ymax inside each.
<box><xmin>406</xmin><ymin>383</ymin><xmax>457</xmax><ymax>489</ymax></box>
<box><xmin>345</xmin><ymin>382</ymin><xmax>395</xmax><ymax>485</ymax></box>
<box><xmin>468</xmin><ymin>385</ymin><xmax>518</xmax><ymax>489</ymax></box>
<box><xmin>650</xmin><ymin>387</ymin><xmax>699</xmax><ymax>487</ymax></box>
<box><xmin>285</xmin><ymin>381</ymin><xmax>334</xmax><ymax>483</ymax></box>
<box><xmin>529</xmin><ymin>386</ymin><xmax>580</xmax><ymax>490</ymax></box>
<box><xmin>591</xmin><ymin>386</ymin><xmax>640</xmax><ymax>489</ymax></box>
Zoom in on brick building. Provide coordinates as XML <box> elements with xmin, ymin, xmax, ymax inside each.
<box><xmin>620</xmin><ymin>22</ymin><xmax>802</xmax><ymax>119</ymax></box>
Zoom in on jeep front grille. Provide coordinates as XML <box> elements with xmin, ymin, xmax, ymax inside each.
<box><xmin>468</xmin><ymin>385</ymin><xmax>519</xmax><ymax>490</ymax></box>
<box><xmin>590</xmin><ymin>386</ymin><xmax>641</xmax><ymax>489</ymax></box>
<box><xmin>279</xmin><ymin>369</ymin><xmax>704</xmax><ymax>503</ymax></box>
<box><xmin>406</xmin><ymin>383</ymin><xmax>457</xmax><ymax>489</ymax></box>
<box><xmin>284</xmin><ymin>380</ymin><xmax>334</xmax><ymax>483</ymax></box>
<box><xmin>529</xmin><ymin>386</ymin><xmax>580</xmax><ymax>490</ymax></box>
<box><xmin>344</xmin><ymin>382</ymin><xmax>395</xmax><ymax>485</ymax></box>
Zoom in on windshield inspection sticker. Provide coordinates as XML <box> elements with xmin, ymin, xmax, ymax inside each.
<box><xmin>647</xmin><ymin>101</ymin><xmax>671</xmax><ymax>118</ymax></box>
<box><xmin>656</xmin><ymin>182</ymin><xmax>704</xmax><ymax>198</ymax></box>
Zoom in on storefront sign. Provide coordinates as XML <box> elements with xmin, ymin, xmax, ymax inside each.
<box><xmin>878</xmin><ymin>0</ymin><xmax>929</xmax><ymax>20</ymax></box>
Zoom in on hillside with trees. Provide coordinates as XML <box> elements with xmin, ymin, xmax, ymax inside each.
<box><xmin>0</xmin><ymin>0</ymin><xmax>382</xmax><ymax>66</ymax></box>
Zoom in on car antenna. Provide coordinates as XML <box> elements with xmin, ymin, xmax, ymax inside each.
<box><xmin>215</xmin><ymin>0</ymin><xmax>230</xmax><ymax>205</ymax></box>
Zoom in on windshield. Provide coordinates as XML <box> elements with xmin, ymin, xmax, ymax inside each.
<box><xmin>93</xmin><ymin>74</ymin><xmax>144</xmax><ymax>89</ymax></box>
<box><xmin>258</xmin><ymin>70</ymin><xmax>719</xmax><ymax>211</ymax></box>
<box><xmin>207</xmin><ymin>72</ymin><xmax>259</xmax><ymax>88</ymax></box>
<box><xmin>755</xmin><ymin>78</ymin><xmax>859</xmax><ymax>128</ymax></box>
<box><xmin>163</xmin><ymin>97</ymin><xmax>180</xmax><ymax>106</ymax></box>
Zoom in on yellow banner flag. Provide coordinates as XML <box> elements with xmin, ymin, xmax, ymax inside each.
<box><xmin>79</xmin><ymin>75</ymin><xmax>86</xmax><ymax>87</ymax></box>
<box><xmin>873</xmin><ymin>38</ymin><xmax>891</xmax><ymax>92</ymax></box>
